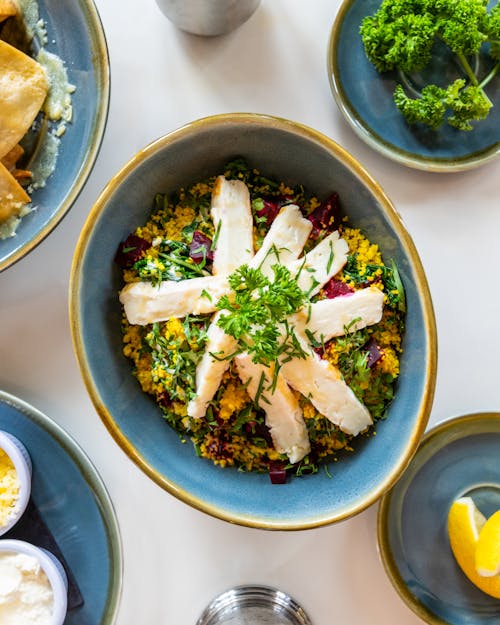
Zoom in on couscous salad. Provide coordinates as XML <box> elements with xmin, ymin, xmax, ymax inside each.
<box><xmin>115</xmin><ymin>160</ymin><xmax>405</xmax><ymax>483</ymax></box>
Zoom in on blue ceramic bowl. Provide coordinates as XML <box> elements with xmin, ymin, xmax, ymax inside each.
<box><xmin>328</xmin><ymin>0</ymin><xmax>500</xmax><ymax>172</ymax></box>
<box><xmin>378</xmin><ymin>413</ymin><xmax>500</xmax><ymax>625</ymax></box>
<box><xmin>0</xmin><ymin>0</ymin><xmax>109</xmax><ymax>271</ymax></box>
<box><xmin>69</xmin><ymin>113</ymin><xmax>437</xmax><ymax>530</ymax></box>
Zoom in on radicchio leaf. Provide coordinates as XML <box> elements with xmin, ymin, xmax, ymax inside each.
<box><xmin>269</xmin><ymin>462</ymin><xmax>288</xmax><ymax>484</ymax></box>
<box><xmin>307</xmin><ymin>192</ymin><xmax>342</xmax><ymax>237</ymax></box>
<box><xmin>364</xmin><ymin>338</ymin><xmax>384</xmax><ymax>368</ymax></box>
<box><xmin>323</xmin><ymin>278</ymin><xmax>354</xmax><ymax>299</ymax></box>
<box><xmin>253</xmin><ymin>195</ymin><xmax>293</xmax><ymax>226</ymax></box>
<box><xmin>189</xmin><ymin>230</ymin><xmax>214</xmax><ymax>264</ymax></box>
<box><xmin>115</xmin><ymin>234</ymin><xmax>151</xmax><ymax>268</ymax></box>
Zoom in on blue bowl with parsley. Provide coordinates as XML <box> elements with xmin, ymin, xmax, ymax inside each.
<box><xmin>69</xmin><ymin>113</ymin><xmax>437</xmax><ymax>530</ymax></box>
<box><xmin>328</xmin><ymin>0</ymin><xmax>500</xmax><ymax>171</ymax></box>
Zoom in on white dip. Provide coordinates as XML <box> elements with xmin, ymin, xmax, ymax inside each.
<box><xmin>0</xmin><ymin>551</ymin><xmax>54</xmax><ymax>625</ymax></box>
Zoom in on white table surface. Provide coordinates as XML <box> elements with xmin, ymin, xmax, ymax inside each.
<box><xmin>2</xmin><ymin>1</ymin><xmax>500</xmax><ymax>623</ymax></box>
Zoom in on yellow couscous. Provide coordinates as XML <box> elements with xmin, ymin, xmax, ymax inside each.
<box><xmin>116</xmin><ymin>159</ymin><xmax>405</xmax><ymax>481</ymax></box>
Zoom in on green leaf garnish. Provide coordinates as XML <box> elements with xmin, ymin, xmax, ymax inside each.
<box><xmin>216</xmin><ymin>264</ymin><xmax>306</xmax><ymax>366</ymax></box>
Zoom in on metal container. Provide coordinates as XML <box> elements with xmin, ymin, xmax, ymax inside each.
<box><xmin>154</xmin><ymin>0</ymin><xmax>261</xmax><ymax>36</ymax></box>
<box><xmin>196</xmin><ymin>585</ymin><xmax>313</xmax><ymax>625</ymax></box>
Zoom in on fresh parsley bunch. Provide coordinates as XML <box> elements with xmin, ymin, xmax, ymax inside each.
<box><xmin>360</xmin><ymin>0</ymin><xmax>500</xmax><ymax>130</ymax></box>
<box><xmin>216</xmin><ymin>264</ymin><xmax>306</xmax><ymax>367</ymax></box>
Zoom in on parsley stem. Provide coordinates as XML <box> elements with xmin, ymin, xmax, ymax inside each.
<box><xmin>211</xmin><ymin>220</ymin><xmax>222</xmax><ymax>251</ymax></box>
<box><xmin>457</xmin><ymin>51</ymin><xmax>479</xmax><ymax>86</ymax></box>
<box><xmin>159</xmin><ymin>252</ymin><xmax>206</xmax><ymax>275</ymax></box>
<box><xmin>479</xmin><ymin>60</ymin><xmax>500</xmax><ymax>90</ymax></box>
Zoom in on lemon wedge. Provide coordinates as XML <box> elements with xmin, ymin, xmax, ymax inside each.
<box><xmin>447</xmin><ymin>497</ymin><xmax>500</xmax><ymax>598</ymax></box>
<box><xmin>475</xmin><ymin>509</ymin><xmax>500</xmax><ymax>577</ymax></box>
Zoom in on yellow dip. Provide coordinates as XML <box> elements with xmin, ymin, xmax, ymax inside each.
<box><xmin>0</xmin><ymin>448</ymin><xmax>20</xmax><ymax>527</ymax></box>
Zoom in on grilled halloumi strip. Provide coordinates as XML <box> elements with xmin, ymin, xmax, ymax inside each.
<box><xmin>187</xmin><ymin>311</ymin><xmax>237</xmax><ymax>418</ymax></box>
<box><xmin>281</xmin><ymin>355</ymin><xmax>372</xmax><ymax>436</ymax></box>
<box><xmin>289</xmin><ymin>231</ymin><xmax>349</xmax><ymax>296</ymax></box>
<box><xmin>188</xmin><ymin>177</ymin><xmax>253</xmax><ymax>417</ymax></box>
<box><xmin>191</xmin><ymin>288</ymin><xmax>380</xmax><ymax>428</ymax></box>
<box><xmin>120</xmin><ymin>203</ymin><xmax>334</xmax><ymax>326</ymax></box>
<box><xmin>120</xmin><ymin>203</ymin><xmax>311</xmax><ymax>325</ymax></box>
<box><xmin>188</xmin><ymin>204</ymin><xmax>313</xmax><ymax>418</ymax></box>
<box><xmin>250</xmin><ymin>204</ymin><xmax>312</xmax><ymax>278</ymax></box>
<box><xmin>211</xmin><ymin>176</ymin><xmax>254</xmax><ymax>275</ymax></box>
<box><xmin>298</xmin><ymin>286</ymin><xmax>385</xmax><ymax>342</ymax></box>
<box><xmin>119</xmin><ymin>275</ymin><xmax>230</xmax><ymax>325</ymax></box>
<box><xmin>279</xmin><ymin>327</ymin><xmax>372</xmax><ymax>436</ymax></box>
<box><xmin>234</xmin><ymin>353</ymin><xmax>310</xmax><ymax>464</ymax></box>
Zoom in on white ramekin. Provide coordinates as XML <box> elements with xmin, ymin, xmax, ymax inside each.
<box><xmin>0</xmin><ymin>538</ymin><xmax>68</xmax><ymax>625</ymax></box>
<box><xmin>0</xmin><ymin>430</ymin><xmax>32</xmax><ymax>536</ymax></box>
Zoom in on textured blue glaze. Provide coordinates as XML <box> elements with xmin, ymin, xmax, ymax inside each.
<box><xmin>71</xmin><ymin>114</ymin><xmax>436</xmax><ymax>529</ymax></box>
<box><xmin>0</xmin><ymin>391</ymin><xmax>122</xmax><ymax>625</ymax></box>
<box><xmin>380</xmin><ymin>414</ymin><xmax>500</xmax><ymax>624</ymax></box>
<box><xmin>328</xmin><ymin>0</ymin><xmax>500</xmax><ymax>171</ymax></box>
<box><xmin>0</xmin><ymin>0</ymin><xmax>109</xmax><ymax>271</ymax></box>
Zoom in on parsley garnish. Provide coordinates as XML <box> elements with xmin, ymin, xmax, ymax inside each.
<box><xmin>216</xmin><ymin>264</ymin><xmax>307</xmax><ymax>366</ymax></box>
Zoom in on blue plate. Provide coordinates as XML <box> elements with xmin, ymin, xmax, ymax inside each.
<box><xmin>0</xmin><ymin>390</ymin><xmax>122</xmax><ymax>625</ymax></box>
<box><xmin>0</xmin><ymin>0</ymin><xmax>110</xmax><ymax>271</ymax></box>
<box><xmin>378</xmin><ymin>413</ymin><xmax>500</xmax><ymax>625</ymax></box>
<box><xmin>327</xmin><ymin>0</ymin><xmax>500</xmax><ymax>172</ymax></box>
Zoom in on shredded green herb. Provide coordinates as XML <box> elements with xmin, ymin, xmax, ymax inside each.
<box><xmin>343</xmin><ymin>255</ymin><xmax>406</xmax><ymax>312</ymax></box>
<box><xmin>134</xmin><ymin>239</ymin><xmax>208</xmax><ymax>285</ymax></box>
<box><xmin>145</xmin><ymin>317</ymin><xmax>208</xmax><ymax>406</ymax></box>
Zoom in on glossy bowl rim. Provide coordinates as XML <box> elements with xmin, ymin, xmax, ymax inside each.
<box><xmin>327</xmin><ymin>0</ymin><xmax>500</xmax><ymax>173</ymax></box>
<box><xmin>69</xmin><ymin>111</ymin><xmax>437</xmax><ymax>530</ymax></box>
<box><xmin>0</xmin><ymin>430</ymin><xmax>32</xmax><ymax>536</ymax></box>
<box><xmin>0</xmin><ymin>0</ymin><xmax>111</xmax><ymax>272</ymax></box>
<box><xmin>377</xmin><ymin>411</ymin><xmax>500</xmax><ymax>625</ymax></box>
